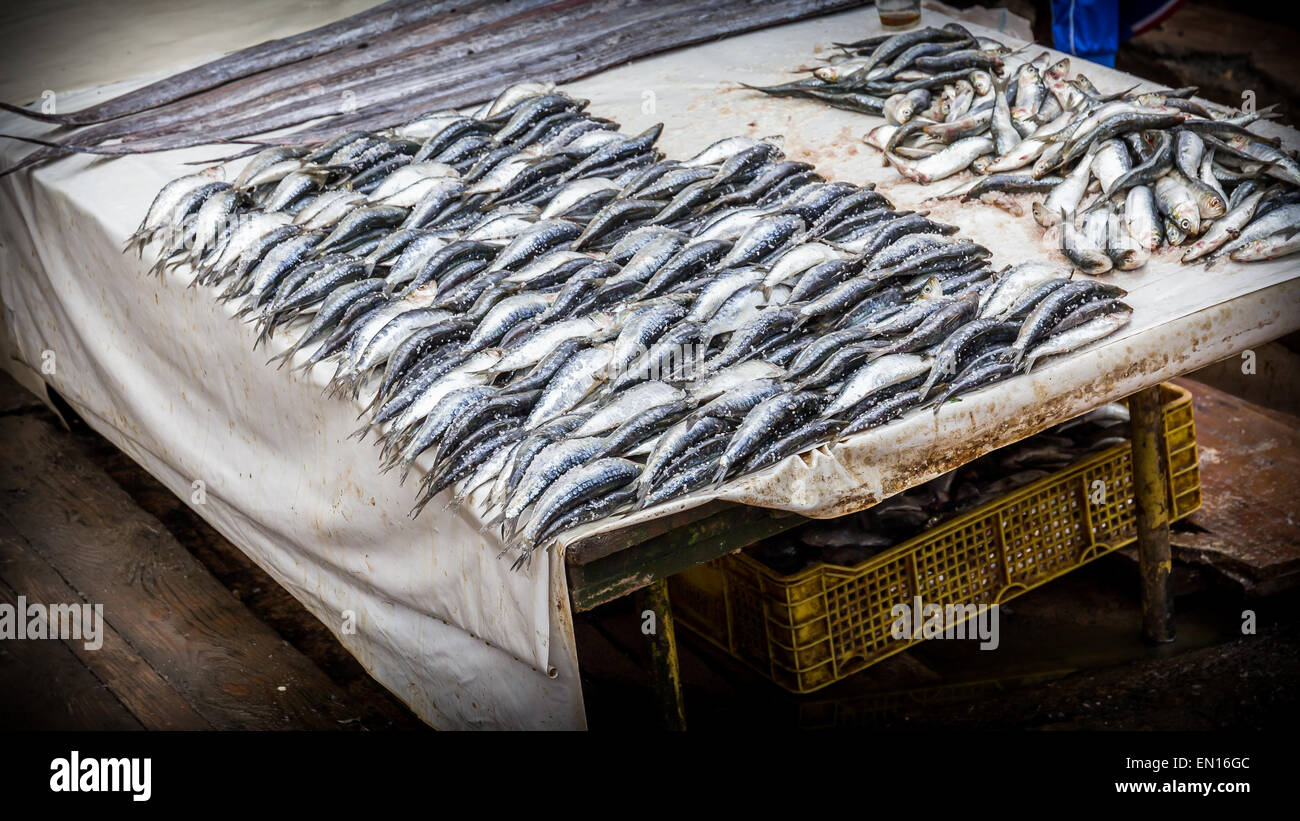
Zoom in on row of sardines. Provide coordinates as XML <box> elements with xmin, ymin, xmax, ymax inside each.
<box><xmin>747</xmin><ymin>23</ymin><xmax>1300</xmax><ymax>269</ymax></box>
<box><xmin>129</xmin><ymin>84</ymin><xmax>1131</xmax><ymax>564</ymax></box>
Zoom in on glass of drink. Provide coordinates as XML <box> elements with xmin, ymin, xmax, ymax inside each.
<box><xmin>877</xmin><ymin>0</ymin><xmax>922</xmax><ymax>30</ymax></box>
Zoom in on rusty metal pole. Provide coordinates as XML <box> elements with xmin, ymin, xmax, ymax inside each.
<box><xmin>636</xmin><ymin>578</ymin><xmax>687</xmax><ymax>730</ymax></box>
<box><xmin>1129</xmin><ymin>386</ymin><xmax>1175</xmax><ymax>644</ymax></box>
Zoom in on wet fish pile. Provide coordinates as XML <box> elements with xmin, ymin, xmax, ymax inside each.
<box><xmin>130</xmin><ymin>85</ymin><xmax>1131</xmax><ymax>565</ymax></box>
<box><xmin>747</xmin><ymin>24</ymin><xmax>1300</xmax><ymax>268</ymax></box>
<box><xmin>749</xmin><ymin>402</ymin><xmax>1133</xmax><ymax>573</ymax></box>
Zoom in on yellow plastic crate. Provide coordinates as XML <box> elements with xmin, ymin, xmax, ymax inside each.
<box><xmin>670</xmin><ymin>383</ymin><xmax>1200</xmax><ymax>694</ymax></box>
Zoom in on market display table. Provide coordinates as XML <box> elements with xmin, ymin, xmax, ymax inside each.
<box><xmin>1</xmin><ymin>2</ymin><xmax>1296</xmax><ymax>729</ymax></box>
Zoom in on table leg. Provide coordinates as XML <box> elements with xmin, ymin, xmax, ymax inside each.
<box><xmin>1129</xmin><ymin>385</ymin><xmax>1175</xmax><ymax>644</ymax></box>
<box><xmin>636</xmin><ymin>578</ymin><xmax>686</xmax><ymax>730</ymax></box>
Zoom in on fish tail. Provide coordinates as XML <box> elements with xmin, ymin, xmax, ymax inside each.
<box><xmin>917</xmin><ymin>374</ymin><xmax>939</xmax><ymax>401</ymax></box>
<box><xmin>509</xmin><ymin>549</ymin><xmax>533</xmax><ymax>572</ymax></box>
<box><xmin>408</xmin><ymin>490</ymin><xmax>436</xmax><ymax>519</ymax></box>
<box><xmin>503</xmin><ymin>516</ymin><xmax>525</xmax><ymax>543</ymax></box>
<box><xmin>275</xmin><ymin>345</ymin><xmax>304</xmax><ymax>370</ymax></box>
<box><xmin>354</xmin><ymin>392</ymin><xmax>383</xmax><ymax>418</ymax></box>
<box><xmin>1010</xmin><ymin>346</ymin><xmax>1026</xmax><ymax>370</ymax></box>
<box><xmin>0</xmin><ymin>153</ymin><xmax>45</xmax><ymax>179</ymax></box>
<box><xmin>380</xmin><ymin>450</ymin><xmax>404</xmax><ymax>474</ymax></box>
<box><xmin>325</xmin><ymin>374</ymin><xmax>351</xmax><ymax>399</ymax></box>
<box><xmin>508</xmin><ymin>534</ymin><xmax>533</xmax><ymax>560</ymax></box>
<box><xmin>711</xmin><ymin>461</ymin><xmax>729</xmax><ymax>487</ymax></box>
<box><xmin>291</xmin><ymin>353</ymin><xmax>323</xmax><ymax>374</ymax></box>
<box><xmin>388</xmin><ymin>429</ymin><xmax>416</xmax><ymax>460</ymax></box>
<box><xmin>346</xmin><ymin>374</ymin><xmax>365</xmax><ymax>400</ymax></box>
<box><xmin>0</xmin><ymin>101</ymin><xmax>68</xmax><ymax>123</ymax></box>
<box><xmin>479</xmin><ymin>511</ymin><xmax>506</xmax><ymax>534</ymax></box>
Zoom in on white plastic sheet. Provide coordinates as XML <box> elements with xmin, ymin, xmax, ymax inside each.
<box><xmin>1</xmin><ymin>3</ymin><xmax>1298</xmax><ymax>729</ymax></box>
<box><xmin>0</xmin><ymin>3</ymin><xmax>582</xmax><ymax>731</ymax></box>
<box><xmin>0</xmin><ymin>132</ymin><xmax>585</xmax><ymax>731</ymax></box>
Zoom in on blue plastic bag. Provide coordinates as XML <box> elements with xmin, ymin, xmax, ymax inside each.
<box><xmin>1051</xmin><ymin>0</ymin><xmax>1120</xmax><ymax>67</ymax></box>
<box><xmin>1053</xmin><ymin>0</ymin><xmax>1186</xmax><ymax>67</ymax></box>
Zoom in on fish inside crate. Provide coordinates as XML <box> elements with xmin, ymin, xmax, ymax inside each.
<box><xmin>670</xmin><ymin>384</ymin><xmax>1199</xmax><ymax>693</ymax></box>
<box><xmin>753</xmin><ymin>400</ymin><xmax>1133</xmax><ymax>574</ymax></box>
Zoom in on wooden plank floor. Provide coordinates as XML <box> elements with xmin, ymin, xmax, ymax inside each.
<box><xmin>1169</xmin><ymin>378</ymin><xmax>1300</xmax><ymax>594</ymax></box>
<box><xmin>0</xmin><ymin>373</ymin><xmax>423</xmax><ymax>730</ymax></box>
<box><xmin>1118</xmin><ymin>1</ymin><xmax>1300</xmax><ymax>124</ymax></box>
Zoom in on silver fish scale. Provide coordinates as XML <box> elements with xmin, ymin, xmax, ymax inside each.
<box><xmin>518</xmin><ymin>458</ymin><xmax>642</xmax><ymax>549</ymax></box>
<box><xmin>505</xmin><ymin>436</ymin><xmax>608</xmax><ymax>524</ymax></box>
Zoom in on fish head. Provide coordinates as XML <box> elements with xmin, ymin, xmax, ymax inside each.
<box><xmin>465</xmin><ymin>348</ymin><xmax>505</xmax><ymax>373</ymax></box>
<box><xmin>1137</xmin><ymin>228</ymin><xmax>1162</xmax><ymax>251</ymax></box>
<box><xmin>1164</xmin><ymin>217</ymin><xmax>1187</xmax><ymax>245</ymax></box>
<box><xmin>1199</xmin><ymin>191</ymin><xmax>1227</xmax><ymax>219</ymax></box>
<box><xmin>1114</xmin><ymin>247</ymin><xmax>1149</xmax><ymax>271</ymax></box>
<box><xmin>864</xmin><ymin>124</ymin><xmax>899</xmax><ymax>150</ymax></box>
<box><xmin>405</xmin><ymin>281</ymin><xmax>440</xmax><ymax>305</ymax></box>
<box><xmin>1031</xmin><ymin>201</ymin><xmax>1060</xmax><ymax>228</ymax></box>
<box><xmin>588</xmin><ymin>311</ymin><xmax>617</xmax><ymax>333</ymax></box>
<box><xmin>589</xmin><ymin>345</ymin><xmax>616</xmax><ymax>382</ymax></box>
<box><xmin>1102</xmin><ymin>308</ymin><xmax>1133</xmax><ymax>330</ymax></box>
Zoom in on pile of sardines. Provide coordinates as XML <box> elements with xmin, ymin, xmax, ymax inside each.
<box><xmin>750</xmin><ymin>402</ymin><xmax>1132</xmax><ymax>573</ymax></box>
<box><xmin>129</xmin><ymin>84</ymin><xmax>1131</xmax><ymax>564</ymax></box>
<box><xmin>747</xmin><ymin>23</ymin><xmax>1300</xmax><ymax>268</ymax></box>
